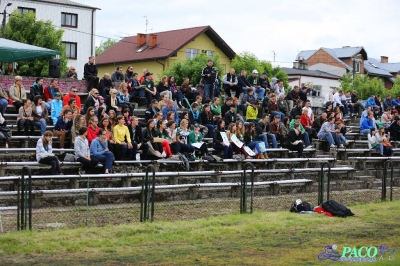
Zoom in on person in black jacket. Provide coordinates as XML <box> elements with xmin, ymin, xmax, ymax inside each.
<box><xmin>98</xmin><ymin>73</ymin><xmax>113</xmax><ymax>98</ymax></box>
<box><xmin>221</xmin><ymin>97</ymin><xmax>233</xmax><ymax>118</ymax></box>
<box><xmin>129</xmin><ymin>116</ymin><xmax>148</xmax><ymax>161</ymax></box>
<box><xmin>287</xmin><ymin>123</ymin><xmax>305</xmax><ymax>158</ymax></box>
<box><xmin>259</xmin><ymin>72</ymin><xmax>271</xmax><ymax>92</ymax></box>
<box><xmin>290</xmin><ymin>100</ymin><xmax>304</xmax><ymax>119</ymax></box>
<box><xmin>145</xmin><ymin>99</ymin><xmax>160</xmax><ymax>122</ymax></box>
<box><xmin>82</xmin><ymin>89</ymin><xmax>100</xmax><ymax>114</ymax></box>
<box><xmin>225</xmin><ymin>104</ymin><xmax>237</xmax><ymax>127</ymax></box>
<box><xmin>201</xmin><ymin>59</ymin><xmax>217</xmax><ymax>100</ymax></box>
<box><xmin>201</xmin><ymin>104</ymin><xmax>216</xmax><ymax>138</ymax></box>
<box><xmin>83</xmin><ymin>56</ymin><xmax>99</xmax><ymax>92</ymax></box>
<box><xmin>213</xmin><ymin>119</ymin><xmax>233</xmax><ymax>159</ymax></box>
<box><xmin>222</xmin><ymin>69</ymin><xmax>241</xmax><ymax>98</ymax></box>
<box><xmin>298</xmin><ymin>86</ymin><xmax>308</xmax><ymax>105</ymax></box>
<box><xmin>388</xmin><ymin>117</ymin><xmax>400</xmax><ymax>141</ymax></box>
<box><xmin>237</xmin><ymin>70</ymin><xmax>252</xmax><ymax>96</ymax></box>
<box><xmin>30</xmin><ymin>77</ymin><xmax>44</xmax><ymax>101</ymax></box>
<box><xmin>285</xmin><ymin>86</ymin><xmax>300</xmax><ymax>111</ymax></box>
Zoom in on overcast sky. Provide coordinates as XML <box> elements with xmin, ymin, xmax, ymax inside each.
<box><xmin>79</xmin><ymin>0</ymin><xmax>400</xmax><ymax>68</ymax></box>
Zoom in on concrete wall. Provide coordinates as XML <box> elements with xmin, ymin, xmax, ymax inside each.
<box><xmin>0</xmin><ymin>0</ymin><xmax>96</xmax><ymax>79</ymax></box>
<box><xmin>0</xmin><ymin>76</ymin><xmax>88</xmax><ymax>93</ymax></box>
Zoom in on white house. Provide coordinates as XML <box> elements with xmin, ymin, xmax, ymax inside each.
<box><xmin>0</xmin><ymin>0</ymin><xmax>99</xmax><ymax>78</ymax></box>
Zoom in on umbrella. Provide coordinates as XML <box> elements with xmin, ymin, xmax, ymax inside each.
<box><xmin>0</xmin><ymin>38</ymin><xmax>59</xmax><ymax>61</ymax></box>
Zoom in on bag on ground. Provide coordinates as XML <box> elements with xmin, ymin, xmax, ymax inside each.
<box><xmin>321</xmin><ymin>200</ymin><xmax>354</xmax><ymax>217</ymax></box>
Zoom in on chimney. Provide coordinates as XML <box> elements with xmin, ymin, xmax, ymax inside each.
<box><xmin>381</xmin><ymin>56</ymin><xmax>389</xmax><ymax>63</ymax></box>
<box><xmin>149</xmin><ymin>34</ymin><xmax>157</xmax><ymax>48</ymax></box>
<box><xmin>137</xmin><ymin>33</ymin><xmax>146</xmax><ymax>47</ymax></box>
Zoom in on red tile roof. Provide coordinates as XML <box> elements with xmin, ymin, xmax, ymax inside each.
<box><xmin>95</xmin><ymin>25</ymin><xmax>235</xmax><ymax>65</ymax></box>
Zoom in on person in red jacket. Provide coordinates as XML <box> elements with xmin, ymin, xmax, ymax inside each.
<box><xmin>300</xmin><ymin>108</ymin><xmax>318</xmax><ymax>143</ymax></box>
<box><xmin>86</xmin><ymin>116</ymin><xmax>100</xmax><ymax>145</ymax></box>
<box><xmin>43</xmin><ymin>78</ymin><xmax>62</xmax><ymax>112</ymax></box>
<box><xmin>63</xmin><ymin>86</ymin><xmax>81</xmax><ymax>113</ymax></box>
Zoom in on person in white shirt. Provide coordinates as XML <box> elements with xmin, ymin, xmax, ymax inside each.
<box><xmin>333</xmin><ymin>90</ymin><xmax>349</xmax><ymax>117</ymax></box>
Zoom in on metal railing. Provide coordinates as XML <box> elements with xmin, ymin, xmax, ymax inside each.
<box><xmin>383</xmin><ymin>160</ymin><xmax>394</xmax><ymax>201</ymax></box>
<box><xmin>240</xmin><ymin>162</ymin><xmax>254</xmax><ymax>214</ymax></box>
<box><xmin>17</xmin><ymin>166</ymin><xmax>32</xmax><ymax>230</ymax></box>
<box><xmin>318</xmin><ymin>162</ymin><xmax>331</xmax><ymax>205</ymax></box>
<box><xmin>140</xmin><ymin>165</ymin><xmax>156</xmax><ymax>222</ymax></box>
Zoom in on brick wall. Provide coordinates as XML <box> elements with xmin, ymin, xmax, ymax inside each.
<box><xmin>306</xmin><ymin>49</ymin><xmax>345</xmax><ymax>69</ymax></box>
<box><xmin>0</xmin><ymin>76</ymin><xmax>88</xmax><ymax>93</ymax></box>
<box><xmin>342</xmin><ymin>57</ymin><xmax>365</xmax><ymax>74</ymax></box>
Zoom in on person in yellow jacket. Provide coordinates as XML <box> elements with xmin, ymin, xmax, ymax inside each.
<box><xmin>113</xmin><ymin>115</ymin><xmax>133</xmax><ymax>160</ymax></box>
<box><xmin>246</xmin><ymin>101</ymin><xmax>259</xmax><ymax>124</ymax></box>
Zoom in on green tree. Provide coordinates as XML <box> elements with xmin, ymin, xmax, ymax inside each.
<box><xmin>160</xmin><ymin>53</ymin><xmax>224</xmax><ymax>85</ymax></box>
<box><xmin>339</xmin><ymin>73</ymin><xmax>387</xmax><ymax>100</ymax></box>
<box><xmin>95</xmin><ymin>38</ymin><xmax>117</xmax><ymax>56</ymax></box>
<box><xmin>5</xmin><ymin>10</ymin><xmax>67</xmax><ymax>77</ymax></box>
<box><xmin>230</xmin><ymin>52</ymin><xmax>289</xmax><ymax>89</ymax></box>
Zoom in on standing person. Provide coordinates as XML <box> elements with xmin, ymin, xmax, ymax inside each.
<box><xmin>53</xmin><ymin>109</ymin><xmax>73</xmax><ymax>149</ymax></box>
<box><xmin>29</xmin><ymin>77</ymin><xmax>44</xmax><ymax>101</ymax></box>
<box><xmin>90</xmin><ymin>129</ymin><xmax>115</xmax><ymax>174</ymax></box>
<box><xmin>36</xmin><ymin>131</ymin><xmax>63</xmax><ymax>175</ymax></box>
<box><xmin>113</xmin><ymin>115</ymin><xmax>133</xmax><ymax>160</ymax></box>
<box><xmin>288</xmin><ymin>123</ymin><xmax>306</xmax><ymax>158</ymax></box>
<box><xmin>74</xmin><ymin>127</ymin><xmax>99</xmax><ymax>174</ymax></box>
<box><xmin>63</xmin><ymin>87</ymin><xmax>82</xmax><ymax>113</ymax></box>
<box><xmin>9</xmin><ymin>76</ymin><xmax>27</xmax><ymax>113</ymax></box>
<box><xmin>63</xmin><ymin>66</ymin><xmax>78</xmax><ymax>79</ymax></box>
<box><xmin>222</xmin><ymin>68</ymin><xmax>241</xmax><ymax>98</ymax></box>
<box><xmin>213</xmin><ymin>119</ymin><xmax>233</xmax><ymax>159</ymax></box>
<box><xmin>201</xmin><ymin>59</ymin><xmax>216</xmax><ymax>100</ymax></box>
<box><xmin>84</xmin><ymin>56</ymin><xmax>99</xmax><ymax>92</ymax></box>
<box><xmin>31</xmin><ymin>96</ymin><xmax>48</xmax><ymax>135</ymax></box>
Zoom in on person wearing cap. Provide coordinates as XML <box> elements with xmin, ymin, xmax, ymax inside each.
<box><xmin>247</xmin><ymin>70</ymin><xmax>265</xmax><ymax>101</ymax></box>
<box><xmin>142</xmin><ymin>72</ymin><xmax>159</xmax><ymax>106</ymax></box>
<box><xmin>222</xmin><ymin>68</ymin><xmax>241</xmax><ymax>98</ymax></box>
<box><xmin>246</xmin><ymin>101</ymin><xmax>260</xmax><ymax>124</ymax></box>
<box><xmin>50</xmin><ymin>92</ymin><xmax>63</xmax><ymax>125</ymax></box>
<box><xmin>43</xmin><ymin>78</ymin><xmax>62</xmax><ymax>112</ymax></box>
<box><xmin>201</xmin><ymin>59</ymin><xmax>217</xmax><ymax>100</ymax></box>
<box><xmin>259</xmin><ymin>72</ymin><xmax>271</xmax><ymax>92</ymax></box>
<box><xmin>63</xmin><ymin>66</ymin><xmax>78</xmax><ymax>80</ymax></box>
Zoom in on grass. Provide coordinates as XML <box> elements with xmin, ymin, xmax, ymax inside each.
<box><xmin>0</xmin><ymin>201</ymin><xmax>399</xmax><ymax>265</ymax></box>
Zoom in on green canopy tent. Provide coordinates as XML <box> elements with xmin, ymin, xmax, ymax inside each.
<box><xmin>0</xmin><ymin>38</ymin><xmax>59</xmax><ymax>61</ymax></box>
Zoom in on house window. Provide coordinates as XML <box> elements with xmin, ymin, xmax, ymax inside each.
<box><xmin>354</xmin><ymin>61</ymin><xmax>361</xmax><ymax>73</ymax></box>
<box><xmin>61</xmin><ymin>12</ymin><xmax>78</xmax><ymax>27</ymax></box>
<box><xmin>186</xmin><ymin>49</ymin><xmax>199</xmax><ymax>58</ymax></box>
<box><xmin>18</xmin><ymin>7</ymin><xmax>36</xmax><ymax>14</ymax></box>
<box><xmin>63</xmin><ymin>42</ymin><xmax>77</xmax><ymax>59</ymax></box>
<box><xmin>206</xmin><ymin>50</ymin><xmax>214</xmax><ymax>57</ymax></box>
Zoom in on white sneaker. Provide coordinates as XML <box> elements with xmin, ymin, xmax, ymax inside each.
<box><xmin>330</xmin><ymin>144</ymin><xmax>337</xmax><ymax>150</ymax></box>
<box><xmin>306</xmin><ymin>145</ymin><xmax>313</xmax><ymax>149</ymax></box>
<box><xmin>339</xmin><ymin>144</ymin><xmax>344</xmax><ymax>148</ymax></box>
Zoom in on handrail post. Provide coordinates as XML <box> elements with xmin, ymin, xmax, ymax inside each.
<box><xmin>318</xmin><ymin>162</ymin><xmax>331</xmax><ymax>205</ymax></box>
<box><xmin>241</xmin><ymin>162</ymin><xmax>254</xmax><ymax>214</ymax></box>
<box><xmin>140</xmin><ymin>165</ymin><xmax>155</xmax><ymax>222</ymax></box>
<box><xmin>383</xmin><ymin>160</ymin><xmax>393</xmax><ymax>202</ymax></box>
<box><xmin>19</xmin><ymin>166</ymin><xmax>32</xmax><ymax>230</ymax></box>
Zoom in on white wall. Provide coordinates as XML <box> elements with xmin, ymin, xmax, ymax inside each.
<box><xmin>1</xmin><ymin>0</ymin><xmax>96</xmax><ymax>78</ymax></box>
<box><xmin>308</xmin><ymin>63</ymin><xmax>347</xmax><ymax>77</ymax></box>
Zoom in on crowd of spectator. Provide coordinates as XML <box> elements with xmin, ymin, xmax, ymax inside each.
<box><xmin>1</xmin><ymin>57</ymin><xmax>400</xmax><ymax>175</ymax></box>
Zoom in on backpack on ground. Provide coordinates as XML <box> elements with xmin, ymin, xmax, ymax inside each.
<box><xmin>290</xmin><ymin>199</ymin><xmax>312</xmax><ymax>212</ymax></box>
<box><xmin>321</xmin><ymin>200</ymin><xmax>354</xmax><ymax>217</ymax></box>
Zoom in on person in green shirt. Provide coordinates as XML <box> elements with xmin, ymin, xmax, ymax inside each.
<box><xmin>289</xmin><ymin>115</ymin><xmax>312</xmax><ymax>148</ymax></box>
<box><xmin>142</xmin><ymin>72</ymin><xmax>159</xmax><ymax>106</ymax></box>
<box><xmin>188</xmin><ymin>124</ymin><xmax>208</xmax><ymax>159</ymax></box>
<box><xmin>211</xmin><ymin>97</ymin><xmax>222</xmax><ymax>120</ymax></box>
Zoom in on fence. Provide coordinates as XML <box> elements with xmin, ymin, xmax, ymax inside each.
<box><xmin>0</xmin><ymin>162</ymin><xmax>399</xmax><ymax>233</ymax></box>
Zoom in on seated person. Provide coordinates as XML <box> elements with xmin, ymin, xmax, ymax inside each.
<box><xmin>36</xmin><ymin>131</ymin><xmax>63</xmax><ymax>175</ymax></box>
<box><xmin>98</xmin><ymin>73</ymin><xmax>113</xmax><ymax>98</ymax></box>
<box><xmin>244</xmin><ymin>122</ymin><xmax>267</xmax><ymax>159</ymax></box>
<box><xmin>246</xmin><ymin>101</ymin><xmax>260</xmax><ymax>124</ymax></box>
<box><xmin>287</xmin><ymin>123</ymin><xmax>305</xmax><ymax>158</ymax></box>
<box><xmin>241</xmin><ymin>87</ymin><xmax>257</xmax><ymax>117</ymax></box>
<box><xmin>74</xmin><ymin>127</ymin><xmax>99</xmax><ymax>174</ymax></box>
<box><xmin>267</xmin><ymin>93</ymin><xmax>284</xmax><ymax>122</ymax></box>
<box><xmin>142</xmin><ymin>72</ymin><xmax>160</xmax><ymax>106</ymax></box>
<box><xmin>129</xmin><ymin>116</ymin><xmax>149</xmax><ymax>161</ymax></box>
<box><xmin>53</xmin><ymin>109</ymin><xmax>73</xmax><ymax>149</ymax></box>
<box><xmin>113</xmin><ymin>115</ymin><xmax>133</xmax><ymax>160</ymax></box>
<box><xmin>212</xmin><ymin>119</ymin><xmax>233</xmax><ymax>159</ymax></box>
<box><xmin>289</xmin><ymin>115</ymin><xmax>312</xmax><ymax>148</ymax></box>
<box><xmin>188</xmin><ymin>124</ymin><xmax>208</xmax><ymax>159</ymax></box>
<box><xmin>360</xmin><ymin>111</ymin><xmax>376</xmax><ymax>135</ymax></box>
<box><xmin>317</xmin><ymin>117</ymin><xmax>343</xmax><ymax>150</ymax></box>
<box><xmin>90</xmin><ymin>129</ymin><xmax>115</xmax><ymax>174</ymax></box>
<box><xmin>50</xmin><ymin>92</ymin><xmax>63</xmax><ymax>125</ymax></box>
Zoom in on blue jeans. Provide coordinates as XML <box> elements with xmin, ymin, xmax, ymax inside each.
<box><xmin>360</xmin><ymin>129</ymin><xmax>371</xmax><ymax>135</ymax></box>
<box><xmin>204</xmin><ymin>124</ymin><xmax>216</xmax><ymax>138</ymax></box>
<box><xmin>33</xmin><ymin>120</ymin><xmax>47</xmax><ymax>135</ymax></box>
<box><xmin>254</xmin><ymin>87</ymin><xmax>265</xmax><ymax>100</ymax></box>
<box><xmin>213</xmin><ymin>143</ymin><xmax>233</xmax><ymax>159</ymax></box>
<box><xmin>372</xmin><ymin>143</ymin><xmax>384</xmax><ymax>154</ymax></box>
<box><xmin>116</xmin><ymin>144</ymin><xmax>133</xmax><ymax>160</ymax></box>
<box><xmin>302</xmin><ymin>131</ymin><xmax>310</xmax><ymax>146</ymax></box>
<box><xmin>92</xmin><ymin>151</ymin><xmax>114</xmax><ymax>172</ymax></box>
<box><xmin>318</xmin><ymin>132</ymin><xmax>341</xmax><ymax>146</ymax></box>
<box><xmin>271</xmin><ymin>111</ymin><xmax>284</xmax><ymax>122</ymax></box>
<box><xmin>267</xmin><ymin>134</ymin><xmax>278</xmax><ymax>148</ymax></box>
<box><xmin>45</xmin><ymin>102</ymin><xmax>51</xmax><ymax>113</ymax></box>
<box><xmin>172</xmin><ymin>90</ymin><xmax>183</xmax><ymax>103</ymax></box>
<box><xmin>258</xmin><ymin>134</ymin><xmax>269</xmax><ymax>149</ymax></box>
<box><xmin>247</xmin><ymin>141</ymin><xmax>261</xmax><ymax>154</ymax></box>
<box><xmin>203</xmin><ymin>84</ymin><xmax>214</xmax><ymax>100</ymax></box>
<box><xmin>0</xmin><ymin>97</ymin><xmax>8</xmax><ymax>116</ymax></box>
